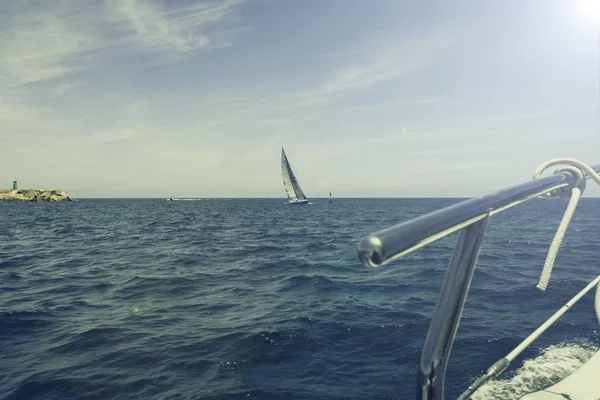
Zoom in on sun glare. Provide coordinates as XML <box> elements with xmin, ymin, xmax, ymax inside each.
<box><xmin>576</xmin><ymin>0</ymin><xmax>600</xmax><ymax>24</ymax></box>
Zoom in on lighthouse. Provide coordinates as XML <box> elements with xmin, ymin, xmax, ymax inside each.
<box><xmin>13</xmin><ymin>178</ymin><xmax>17</xmax><ymax>190</ymax></box>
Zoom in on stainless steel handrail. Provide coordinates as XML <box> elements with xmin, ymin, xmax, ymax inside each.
<box><xmin>356</xmin><ymin>163</ymin><xmax>600</xmax><ymax>400</ymax></box>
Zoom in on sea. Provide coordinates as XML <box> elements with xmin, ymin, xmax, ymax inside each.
<box><xmin>1</xmin><ymin>198</ymin><xmax>599</xmax><ymax>400</ymax></box>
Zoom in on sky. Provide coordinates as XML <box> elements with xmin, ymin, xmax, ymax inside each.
<box><xmin>1</xmin><ymin>0</ymin><xmax>599</xmax><ymax>198</ymax></box>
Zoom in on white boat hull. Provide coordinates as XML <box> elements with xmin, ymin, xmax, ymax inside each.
<box><xmin>288</xmin><ymin>199</ymin><xmax>309</xmax><ymax>205</ymax></box>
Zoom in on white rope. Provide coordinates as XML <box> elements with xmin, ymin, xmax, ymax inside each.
<box><xmin>532</xmin><ymin>158</ymin><xmax>600</xmax><ymax>323</ymax></box>
<box><xmin>536</xmin><ymin>187</ymin><xmax>581</xmax><ymax>291</ymax></box>
<box><xmin>532</xmin><ymin>158</ymin><xmax>600</xmax><ymax>186</ymax></box>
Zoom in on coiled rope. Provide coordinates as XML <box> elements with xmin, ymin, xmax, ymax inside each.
<box><xmin>532</xmin><ymin>158</ymin><xmax>600</xmax><ymax>324</ymax></box>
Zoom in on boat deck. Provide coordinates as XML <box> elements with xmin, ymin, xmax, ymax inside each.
<box><xmin>520</xmin><ymin>349</ymin><xmax>600</xmax><ymax>399</ymax></box>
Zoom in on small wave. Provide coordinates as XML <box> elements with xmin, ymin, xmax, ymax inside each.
<box><xmin>471</xmin><ymin>343</ymin><xmax>599</xmax><ymax>400</ymax></box>
<box><xmin>50</xmin><ymin>327</ymin><xmax>133</xmax><ymax>354</ymax></box>
<box><xmin>0</xmin><ymin>310</ymin><xmax>55</xmax><ymax>333</ymax></box>
<box><xmin>5</xmin><ymin>377</ymin><xmax>91</xmax><ymax>400</ymax></box>
<box><xmin>279</xmin><ymin>275</ymin><xmax>339</xmax><ymax>293</ymax></box>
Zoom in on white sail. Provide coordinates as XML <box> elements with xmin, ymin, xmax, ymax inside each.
<box><xmin>281</xmin><ymin>148</ymin><xmax>307</xmax><ymax>202</ymax></box>
<box><xmin>281</xmin><ymin>149</ymin><xmax>296</xmax><ymax>199</ymax></box>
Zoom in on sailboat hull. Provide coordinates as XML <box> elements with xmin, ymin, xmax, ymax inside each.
<box><xmin>288</xmin><ymin>199</ymin><xmax>309</xmax><ymax>205</ymax></box>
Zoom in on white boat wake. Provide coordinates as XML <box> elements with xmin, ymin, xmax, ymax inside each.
<box><xmin>166</xmin><ymin>198</ymin><xmax>202</xmax><ymax>201</ymax></box>
<box><xmin>472</xmin><ymin>343</ymin><xmax>598</xmax><ymax>400</ymax></box>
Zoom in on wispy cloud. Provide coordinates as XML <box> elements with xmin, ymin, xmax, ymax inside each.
<box><xmin>314</xmin><ymin>37</ymin><xmax>452</xmax><ymax>98</ymax></box>
<box><xmin>182</xmin><ymin>34</ymin><xmax>454</xmax><ymax>128</ymax></box>
<box><xmin>88</xmin><ymin>128</ymin><xmax>140</xmax><ymax>142</ymax></box>
<box><xmin>0</xmin><ymin>0</ymin><xmax>243</xmax><ymax>86</ymax></box>
<box><xmin>110</xmin><ymin>0</ymin><xmax>241</xmax><ymax>53</ymax></box>
<box><xmin>274</xmin><ymin>36</ymin><xmax>453</xmax><ymax>111</ymax></box>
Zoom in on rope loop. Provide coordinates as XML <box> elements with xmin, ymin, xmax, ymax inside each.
<box><xmin>533</xmin><ymin>158</ymin><xmax>591</xmax><ymax>199</ymax></box>
<box><xmin>531</xmin><ymin>159</ymin><xmax>600</xmax><ymax>292</ymax></box>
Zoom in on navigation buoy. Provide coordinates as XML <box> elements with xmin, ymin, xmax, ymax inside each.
<box><xmin>329</xmin><ymin>192</ymin><xmax>332</xmax><ymax>204</ymax></box>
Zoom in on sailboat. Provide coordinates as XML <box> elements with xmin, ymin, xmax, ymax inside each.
<box><xmin>281</xmin><ymin>147</ymin><xmax>309</xmax><ymax>205</ymax></box>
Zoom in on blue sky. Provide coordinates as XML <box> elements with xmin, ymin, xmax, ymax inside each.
<box><xmin>1</xmin><ymin>0</ymin><xmax>598</xmax><ymax>197</ymax></box>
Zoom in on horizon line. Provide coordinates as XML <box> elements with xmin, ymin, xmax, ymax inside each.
<box><xmin>68</xmin><ymin>196</ymin><xmax>600</xmax><ymax>199</ymax></box>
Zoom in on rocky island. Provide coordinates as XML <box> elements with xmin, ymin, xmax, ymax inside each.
<box><xmin>0</xmin><ymin>189</ymin><xmax>73</xmax><ymax>202</ymax></box>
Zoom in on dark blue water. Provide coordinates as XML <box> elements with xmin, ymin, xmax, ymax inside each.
<box><xmin>1</xmin><ymin>198</ymin><xmax>598</xmax><ymax>399</ymax></box>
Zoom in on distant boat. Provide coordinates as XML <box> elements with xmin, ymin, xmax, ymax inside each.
<box><xmin>281</xmin><ymin>147</ymin><xmax>308</xmax><ymax>205</ymax></box>
<box><xmin>166</xmin><ymin>197</ymin><xmax>201</xmax><ymax>201</ymax></box>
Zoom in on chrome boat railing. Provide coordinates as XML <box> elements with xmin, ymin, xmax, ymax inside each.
<box><xmin>356</xmin><ymin>160</ymin><xmax>600</xmax><ymax>400</ymax></box>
